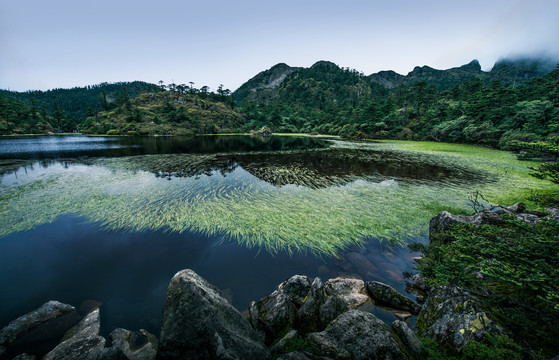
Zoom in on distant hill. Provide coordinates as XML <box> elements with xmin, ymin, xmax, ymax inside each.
<box><xmin>0</xmin><ymin>81</ymin><xmax>157</xmax><ymax>122</ymax></box>
<box><xmin>83</xmin><ymin>90</ymin><xmax>242</xmax><ymax>136</ymax></box>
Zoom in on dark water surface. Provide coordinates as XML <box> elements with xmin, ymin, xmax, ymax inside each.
<box><xmin>0</xmin><ymin>135</ymin><xmax>450</xmax><ymax>336</ymax></box>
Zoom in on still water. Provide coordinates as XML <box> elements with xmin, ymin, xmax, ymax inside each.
<box><xmin>0</xmin><ymin>135</ymin><xmax>486</xmax><ymax>336</ymax></box>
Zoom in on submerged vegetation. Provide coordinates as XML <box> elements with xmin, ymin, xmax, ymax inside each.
<box><xmin>0</xmin><ymin>139</ymin><xmax>555</xmax><ymax>256</ymax></box>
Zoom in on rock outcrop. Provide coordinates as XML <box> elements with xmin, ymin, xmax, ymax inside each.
<box><xmin>416</xmin><ymin>286</ymin><xmax>504</xmax><ymax>352</ymax></box>
<box><xmin>307</xmin><ymin>310</ymin><xmax>406</xmax><ymax>360</ymax></box>
<box><xmin>157</xmin><ymin>269</ymin><xmax>270</xmax><ymax>360</ymax></box>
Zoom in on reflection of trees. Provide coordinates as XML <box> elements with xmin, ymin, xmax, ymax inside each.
<box><xmin>110</xmin><ymin>149</ymin><xmax>491</xmax><ymax>188</ymax></box>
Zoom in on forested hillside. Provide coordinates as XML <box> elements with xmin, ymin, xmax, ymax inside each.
<box><xmin>236</xmin><ymin>58</ymin><xmax>559</xmax><ymax>148</ymax></box>
<box><xmin>1</xmin><ymin>57</ymin><xmax>557</xmax><ymax>149</ymax></box>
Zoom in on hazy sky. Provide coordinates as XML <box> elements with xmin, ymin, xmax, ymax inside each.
<box><xmin>1</xmin><ymin>0</ymin><xmax>558</xmax><ymax>92</ymax></box>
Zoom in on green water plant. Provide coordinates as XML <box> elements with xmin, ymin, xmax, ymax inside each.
<box><xmin>0</xmin><ymin>140</ymin><xmax>556</xmax><ymax>256</ymax></box>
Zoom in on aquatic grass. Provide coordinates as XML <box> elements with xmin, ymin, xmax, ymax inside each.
<box><xmin>0</xmin><ymin>140</ymin><xmax>556</xmax><ymax>256</ymax></box>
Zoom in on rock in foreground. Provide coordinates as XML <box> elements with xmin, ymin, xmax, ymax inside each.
<box><xmin>157</xmin><ymin>269</ymin><xmax>270</xmax><ymax>360</ymax></box>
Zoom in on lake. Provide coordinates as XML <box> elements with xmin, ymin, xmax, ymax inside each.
<box><xmin>0</xmin><ymin>135</ymin><xmax>542</xmax><ymax>337</ymax></box>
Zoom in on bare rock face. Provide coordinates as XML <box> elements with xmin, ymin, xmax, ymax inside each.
<box><xmin>109</xmin><ymin>328</ymin><xmax>158</xmax><ymax>360</ymax></box>
<box><xmin>157</xmin><ymin>269</ymin><xmax>270</xmax><ymax>360</ymax></box>
<box><xmin>43</xmin><ymin>308</ymin><xmax>106</xmax><ymax>360</ymax></box>
<box><xmin>0</xmin><ymin>301</ymin><xmax>81</xmax><ymax>359</ymax></box>
<box><xmin>307</xmin><ymin>310</ymin><xmax>406</xmax><ymax>360</ymax></box>
<box><xmin>366</xmin><ymin>281</ymin><xmax>421</xmax><ymax>315</ymax></box>
<box><xmin>416</xmin><ymin>286</ymin><xmax>504</xmax><ymax>352</ymax></box>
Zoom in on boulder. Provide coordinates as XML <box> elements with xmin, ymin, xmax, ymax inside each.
<box><xmin>416</xmin><ymin>286</ymin><xmax>504</xmax><ymax>352</ymax></box>
<box><xmin>318</xmin><ymin>278</ymin><xmax>370</xmax><ymax>328</ymax></box>
<box><xmin>392</xmin><ymin>320</ymin><xmax>422</xmax><ymax>355</ymax></box>
<box><xmin>366</xmin><ymin>281</ymin><xmax>421</xmax><ymax>315</ymax></box>
<box><xmin>429</xmin><ymin>210</ymin><xmax>503</xmax><ymax>240</ymax></box>
<box><xmin>249</xmin><ymin>289</ymin><xmax>297</xmax><ymax>346</ymax></box>
<box><xmin>43</xmin><ymin>308</ymin><xmax>106</xmax><ymax>360</ymax></box>
<box><xmin>296</xmin><ymin>277</ymin><xmax>325</xmax><ymax>335</ymax></box>
<box><xmin>249</xmin><ymin>275</ymin><xmax>312</xmax><ymax>345</ymax></box>
<box><xmin>307</xmin><ymin>310</ymin><xmax>406</xmax><ymax>360</ymax></box>
<box><xmin>0</xmin><ymin>301</ymin><xmax>81</xmax><ymax>359</ymax></box>
<box><xmin>157</xmin><ymin>269</ymin><xmax>270</xmax><ymax>360</ymax></box>
<box><xmin>109</xmin><ymin>328</ymin><xmax>158</xmax><ymax>360</ymax></box>
<box><xmin>279</xmin><ymin>275</ymin><xmax>312</xmax><ymax>308</ymax></box>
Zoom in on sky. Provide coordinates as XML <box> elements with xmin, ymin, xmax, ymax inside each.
<box><xmin>1</xmin><ymin>0</ymin><xmax>558</xmax><ymax>92</ymax></box>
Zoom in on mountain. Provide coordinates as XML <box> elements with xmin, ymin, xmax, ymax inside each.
<box><xmin>367</xmin><ymin>57</ymin><xmax>558</xmax><ymax>91</ymax></box>
<box><xmin>233</xmin><ymin>63</ymin><xmax>300</xmax><ymax>105</ymax></box>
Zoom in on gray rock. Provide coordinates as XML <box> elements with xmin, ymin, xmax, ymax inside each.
<box><xmin>0</xmin><ymin>301</ymin><xmax>78</xmax><ymax>346</ymax></box>
<box><xmin>43</xmin><ymin>308</ymin><xmax>106</xmax><ymax>360</ymax></box>
<box><xmin>157</xmin><ymin>269</ymin><xmax>270</xmax><ymax>360</ymax></box>
<box><xmin>249</xmin><ymin>275</ymin><xmax>313</xmax><ymax>345</ymax></box>
<box><xmin>416</xmin><ymin>286</ymin><xmax>504</xmax><ymax>352</ymax></box>
<box><xmin>0</xmin><ymin>301</ymin><xmax>81</xmax><ymax>359</ymax></box>
<box><xmin>297</xmin><ymin>278</ymin><xmax>325</xmax><ymax>335</ymax></box>
<box><xmin>110</xmin><ymin>328</ymin><xmax>158</xmax><ymax>360</ymax></box>
<box><xmin>279</xmin><ymin>275</ymin><xmax>312</xmax><ymax>308</ymax></box>
<box><xmin>494</xmin><ymin>202</ymin><xmax>525</xmax><ymax>214</ymax></box>
<box><xmin>367</xmin><ymin>281</ymin><xmax>421</xmax><ymax>315</ymax></box>
<box><xmin>249</xmin><ymin>290</ymin><xmax>297</xmax><ymax>346</ymax></box>
<box><xmin>307</xmin><ymin>310</ymin><xmax>406</xmax><ymax>360</ymax></box>
<box><xmin>429</xmin><ymin>210</ymin><xmax>503</xmax><ymax>241</ymax></box>
<box><xmin>392</xmin><ymin>320</ymin><xmax>422</xmax><ymax>355</ymax></box>
<box><xmin>516</xmin><ymin>213</ymin><xmax>541</xmax><ymax>225</ymax></box>
<box><xmin>546</xmin><ymin>207</ymin><xmax>559</xmax><ymax>221</ymax></box>
<box><xmin>318</xmin><ymin>278</ymin><xmax>370</xmax><ymax>328</ymax></box>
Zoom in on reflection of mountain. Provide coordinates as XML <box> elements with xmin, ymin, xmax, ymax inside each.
<box><xmin>105</xmin><ymin>148</ymin><xmax>490</xmax><ymax>188</ymax></box>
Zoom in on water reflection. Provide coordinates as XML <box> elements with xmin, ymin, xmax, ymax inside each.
<box><xmin>0</xmin><ymin>214</ymin><xmax>420</xmax><ymax>337</ymax></box>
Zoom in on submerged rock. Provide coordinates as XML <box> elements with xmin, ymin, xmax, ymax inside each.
<box><xmin>43</xmin><ymin>308</ymin><xmax>106</xmax><ymax>360</ymax></box>
<box><xmin>307</xmin><ymin>310</ymin><xmax>406</xmax><ymax>360</ymax></box>
<box><xmin>366</xmin><ymin>281</ymin><xmax>421</xmax><ymax>315</ymax></box>
<box><xmin>416</xmin><ymin>286</ymin><xmax>504</xmax><ymax>352</ymax></box>
<box><xmin>157</xmin><ymin>269</ymin><xmax>270</xmax><ymax>360</ymax></box>
<box><xmin>0</xmin><ymin>300</ymin><xmax>81</xmax><ymax>359</ymax></box>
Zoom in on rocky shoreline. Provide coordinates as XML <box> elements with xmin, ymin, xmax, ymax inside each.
<box><xmin>1</xmin><ymin>204</ymin><xmax>557</xmax><ymax>359</ymax></box>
